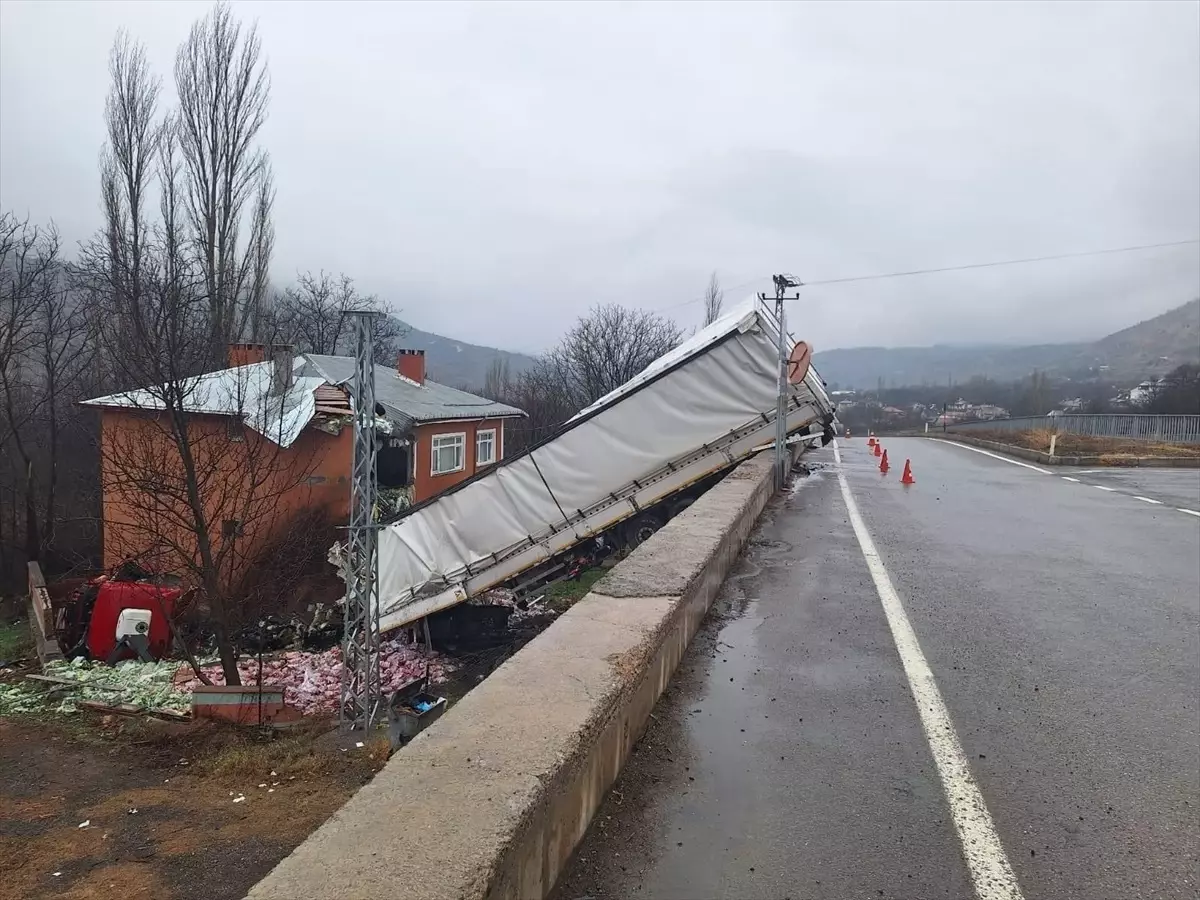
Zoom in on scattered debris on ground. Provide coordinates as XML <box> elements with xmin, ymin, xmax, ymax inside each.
<box><xmin>0</xmin><ymin>572</ymin><xmax>605</xmax><ymax>899</ymax></box>
<box><xmin>174</xmin><ymin>638</ymin><xmax>456</xmax><ymax>717</ymax></box>
<box><xmin>1</xmin><ymin>657</ymin><xmax>191</xmax><ymax>717</ymax></box>
<box><xmin>969</xmin><ymin>428</ymin><xmax>1199</xmax><ymax>458</ymax></box>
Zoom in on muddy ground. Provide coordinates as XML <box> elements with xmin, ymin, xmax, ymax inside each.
<box><xmin>0</xmin><ymin>578</ymin><xmax>590</xmax><ymax>900</ymax></box>
<box><xmin>0</xmin><ymin>716</ymin><xmax>388</xmax><ymax>900</ymax></box>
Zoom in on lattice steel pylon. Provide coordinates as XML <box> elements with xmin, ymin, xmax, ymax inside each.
<box><xmin>762</xmin><ymin>274</ymin><xmax>802</xmax><ymax>488</ymax></box>
<box><xmin>340</xmin><ymin>311</ymin><xmax>383</xmax><ymax>730</ymax></box>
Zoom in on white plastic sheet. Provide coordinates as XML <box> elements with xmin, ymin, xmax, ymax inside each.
<box><xmin>375</xmin><ymin>299</ymin><xmax>832</xmax><ymax>629</ymax></box>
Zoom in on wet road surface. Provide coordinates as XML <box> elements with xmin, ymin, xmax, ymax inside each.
<box><xmin>551</xmin><ymin>437</ymin><xmax>1200</xmax><ymax>900</ymax></box>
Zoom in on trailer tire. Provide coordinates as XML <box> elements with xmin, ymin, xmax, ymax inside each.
<box><xmin>627</xmin><ymin>512</ymin><xmax>665</xmax><ymax>549</ymax></box>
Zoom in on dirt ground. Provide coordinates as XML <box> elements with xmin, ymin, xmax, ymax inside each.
<box><xmin>0</xmin><ymin>715</ymin><xmax>387</xmax><ymax>900</ymax></box>
<box><xmin>969</xmin><ymin>427</ymin><xmax>1200</xmax><ymax>458</ymax></box>
<box><xmin>0</xmin><ymin>570</ymin><xmax>600</xmax><ymax>900</ymax></box>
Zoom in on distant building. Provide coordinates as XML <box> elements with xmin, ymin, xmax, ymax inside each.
<box><xmin>973</xmin><ymin>404</ymin><xmax>1009</xmax><ymax>420</ymax></box>
<box><xmin>1129</xmin><ymin>380</ymin><xmax>1163</xmax><ymax>406</ymax></box>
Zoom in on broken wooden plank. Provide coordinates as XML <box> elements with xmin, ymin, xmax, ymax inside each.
<box><xmin>145</xmin><ymin>707</ymin><xmax>191</xmax><ymax>721</ymax></box>
<box><xmin>78</xmin><ymin>700</ymin><xmax>146</xmax><ymax>716</ymax></box>
<box><xmin>26</xmin><ymin>675</ymin><xmax>122</xmax><ymax>692</ymax></box>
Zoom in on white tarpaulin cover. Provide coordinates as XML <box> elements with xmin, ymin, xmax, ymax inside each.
<box><xmin>375</xmin><ymin>298</ymin><xmax>832</xmax><ymax>630</ymax></box>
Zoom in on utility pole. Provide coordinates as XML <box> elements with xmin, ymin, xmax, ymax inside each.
<box><xmin>759</xmin><ymin>274</ymin><xmax>802</xmax><ymax>488</ymax></box>
<box><xmin>341</xmin><ymin>310</ymin><xmax>383</xmax><ymax>731</ymax></box>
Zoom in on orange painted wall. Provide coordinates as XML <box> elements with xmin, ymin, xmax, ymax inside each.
<box><xmin>98</xmin><ymin>408</ymin><xmax>352</xmax><ymax>585</ymax></box>
<box><xmin>98</xmin><ymin>408</ymin><xmax>514</xmax><ymax>584</ymax></box>
<box><xmin>412</xmin><ymin>418</ymin><xmax>508</xmax><ymax>503</ymax></box>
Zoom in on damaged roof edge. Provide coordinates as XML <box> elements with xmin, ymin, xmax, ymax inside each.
<box><xmin>298</xmin><ymin>354</ymin><xmax>526</xmax><ymax>426</ymax></box>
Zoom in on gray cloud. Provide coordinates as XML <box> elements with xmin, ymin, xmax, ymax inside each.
<box><xmin>2</xmin><ymin>0</ymin><xmax>1197</xmax><ymax>354</ymax></box>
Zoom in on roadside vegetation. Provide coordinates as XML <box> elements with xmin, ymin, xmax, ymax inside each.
<box><xmin>967</xmin><ymin>428</ymin><xmax>1200</xmax><ymax>459</ymax></box>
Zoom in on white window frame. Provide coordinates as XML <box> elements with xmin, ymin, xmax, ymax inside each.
<box><xmin>476</xmin><ymin>428</ymin><xmax>497</xmax><ymax>467</ymax></box>
<box><xmin>430</xmin><ymin>432</ymin><xmax>466</xmax><ymax>476</ymax></box>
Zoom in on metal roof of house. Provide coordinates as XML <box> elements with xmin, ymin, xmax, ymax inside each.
<box><xmin>81</xmin><ymin>360</ymin><xmax>325</xmax><ymax>449</ymax></box>
<box><xmin>297</xmin><ymin>354</ymin><xmax>524</xmax><ymax>430</ymax></box>
<box><xmin>82</xmin><ymin>354</ymin><xmax>524</xmax><ymax>447</ymax></box>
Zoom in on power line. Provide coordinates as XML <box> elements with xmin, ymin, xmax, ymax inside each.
<box><xmin>654</xmin><ymin>238</ymin><xmax>1198</xmax><ymax>315</ymax></box>
<box><xmin>798</xmin><ymin>238</ymin><xmax>1200</xmax><ymax>288</ymax></box>
<box><xmin>655</xmin><ymin>275</ymin><xmax>768</xmax><ymax>312</ymax></box>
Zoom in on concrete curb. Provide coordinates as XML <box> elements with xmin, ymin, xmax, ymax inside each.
<box><xmin>932</xmin><ymin>433</ymin><xmax>1200</xmax><ymax>468</ymax></box>
<box><xmin>246</xmin><ymin>451</ymin><xmax>785</xmax><ymax>900</ymax></box>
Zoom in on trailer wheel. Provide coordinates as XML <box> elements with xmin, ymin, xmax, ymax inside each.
<box><xmin>627</xmin><ymin>512</ymin><xmax>665</xmax><ymax>548</ymax></box>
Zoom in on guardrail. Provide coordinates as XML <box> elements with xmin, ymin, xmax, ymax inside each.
<box><xmin>945</xmin><ymin>414</ymin><xmax>1200</xmax><ymax>445</ymax></box>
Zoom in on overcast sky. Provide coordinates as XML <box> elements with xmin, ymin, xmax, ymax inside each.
<box><xmin>2</xmin><ymin>1</ymin><xmax>1198</xmax><ymax>354</ymax></box>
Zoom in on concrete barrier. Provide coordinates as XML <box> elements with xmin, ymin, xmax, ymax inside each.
<box><xmin>247</xmin><ymin>450</ymin><xmax>784</xmax><ymax>900</ymax></box>
<box><xmin>933</xmin><ymin>433</ymin><xmax>1200</xmax><ymax>468</ymax></box>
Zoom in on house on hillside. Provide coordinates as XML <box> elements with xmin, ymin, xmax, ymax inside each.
<box><xmin>82</xmin><ymin>344</ymin><xmax>524</xmax><ymax>577</ymax></box>
<box><xmin>1129</xmin><ymin>379</ymin><xmax>1164</xmax><ymax>407</ymax></box>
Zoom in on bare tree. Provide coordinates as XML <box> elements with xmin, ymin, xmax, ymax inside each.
<box><xmin>270</xmin><ymin>270</ymin><xmax>406</xmax><ymax>363</ymax></box>
<box><xmin>703</xmin><ymin>270</ymin><xmax>724</xmax><ymax>326</ymax></box>
<box><xmin>174</xmin><ymin>1</ymin><xmax>274</xmax><ymax>354</ymax></box>
<box><xmin>482</xmin><ymin>355</ymin><xmax>511</xmax><ymax>401</ymax></box>
<box><xmin>490</xmin><ymin>305</ymin><xmax>682</xmax><ymax>454</ymax></box>
<box><xmin>0</xmin><ymin>214</ymin><xmax>57</xmax><ymax>574</ymax></box>
<box><xmin>77</xmin><ymin>29</ymin><xmax>319</xmax><ymax>684</ymax></box>
<box><xmin>0</xmin><ymin>214</ymin><xmax>99</xmax><ymax>573</ymax></box>
<box><xmin>544</xmin><ymin>304</ymin><xmax>684</xmax><ymax>411</ymax></box>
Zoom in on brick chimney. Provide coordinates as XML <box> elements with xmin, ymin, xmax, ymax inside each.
<box><xmin>397</xmin><ymin>349</ymin><xmax>426</xmax><ymax>385</ymax></box>
<box><xmin>228</xmin><ymin>343</ymin><xmax>267</xmax><ymax>368</ymax></box>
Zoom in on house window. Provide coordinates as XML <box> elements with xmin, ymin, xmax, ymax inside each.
<box><xmin>430</xmin><ymin>432</ymin><xmax>466</xmax><ymax>476</ymax></box>
<box><xmin>476</xmin><ymin>428</ymin><xmax>497</xmax><ymax>466</ymax></box>
<box><xmin>226</xmin><ymin>416</ymin><xmax>245</xmax><ymax>442</ymax></box>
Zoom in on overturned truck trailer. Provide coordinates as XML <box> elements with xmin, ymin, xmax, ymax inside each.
<box><xmin>374</xmin><ymin>298</ymin><xmax>835</xmax><ymax>632</ymax></box>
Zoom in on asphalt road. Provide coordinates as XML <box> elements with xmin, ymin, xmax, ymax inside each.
<box><xmin>551</xmin><ymin>437</ymin><xmax>1200</xmax><ymax>900</ymax></box>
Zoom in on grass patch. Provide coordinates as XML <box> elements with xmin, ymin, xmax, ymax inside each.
<box><xmin>541</xmin><ymin>567</ymin><xmax>607</xmax><ymax>611</ymax></box>
<box><xmin>968</xmin><ymin>429</ymin><xmax>1200</xmax><ymax>458</ymax></box>
<box><xmin>198</xmin><ymin>731</ymin><xmax>391</xmax><ymax>780</ymax></box>
<box><xmin>0</xmin><ymin>617</ymin><xmax>34</xmax><ymax>663</ymax></box>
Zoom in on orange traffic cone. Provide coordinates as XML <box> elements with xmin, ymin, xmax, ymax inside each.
<box><xmin>845</xmin><ymin>428</ymin><xmax>851</xmax><ymax>439</ymax></box>
<box><xmin>867</xmin><ymin>435</ymin><xmax>875</xmax><ymax>448</ymax></box>
<box><xmin>873</xmin><ymin>441</ymin><xmax>881</xmax><ymax>457</ymax></box>
<box><xmin>880</xmin><ymin>449</ymin><xmax>890</xmax><ymax>474</ymax></box>
<box><xmin>901</xmin><ymin>459</ymin><xmax>915</xmax><ymax>485</ymax></box>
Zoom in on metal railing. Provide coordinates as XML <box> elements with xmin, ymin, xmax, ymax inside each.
<box><xmin>945</xmin><ymin>414</ymin><xmax>1200</xmax><ymax>445</ymax></box>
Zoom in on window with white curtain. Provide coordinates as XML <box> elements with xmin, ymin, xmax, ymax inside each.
<box><xmin>430</xmin><ymin>432</ymin><xmax>466</xmax><ymax>475</ymax></box>
<box><xmin>476</xmin><ymin>428</ymin><xmax>497</xmax><ymax>466</ymax></box>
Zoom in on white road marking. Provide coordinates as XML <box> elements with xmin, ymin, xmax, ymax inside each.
<box><xmin>1092</xmin><ymin>485</ymin><xmax>1118</xmax><ymax>492</ymax></box>
<box><xmin>832</xmin><ymin>442</ymin><xmax>1024</xmax><ymax>900</ymax></box>
<box><xmin>1062</xmin><ymin>476</ymin><xmax>1081</xmax><ymax>483</ymax></box>
<box><xmin>1134</xmin><ymin>496</ymin><xmax>1163</xmax><ymax>505</ymax></box>
<box><xmin>1179</xmin><ymin>508</ymin><xmax>1200</xmax><ymax>518</ymax></box>
<box><xmin>929</xmin><ymin>438</ymin><xmax>1051</xmax><ymax>474</ymax></box>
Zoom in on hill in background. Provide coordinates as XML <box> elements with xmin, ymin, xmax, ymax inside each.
<box><xmin>813</xmin><ymin>299</ymin><xmax>1200</xmax><ymax>389</ymax></box>
<box><xmin>393</xmin><ymin>318</ymin><xmax>537</xmax><ymax>388</ymax></box>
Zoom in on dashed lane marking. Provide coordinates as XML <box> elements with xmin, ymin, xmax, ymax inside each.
<box><xmin>926</xmin><ymin>440</ymin><xmax>1198</xmax><ymax>520</ymax></box>
<box><xmin>832</xmin><ymin>442</ymin><xmax>1024</xmax><ymax>900</ymax></box>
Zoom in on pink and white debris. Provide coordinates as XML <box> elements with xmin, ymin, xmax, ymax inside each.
<box><xmin>174</xmin><ymin>640</ymin><xmax>455</xmax><ymax>716</ymax></box>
